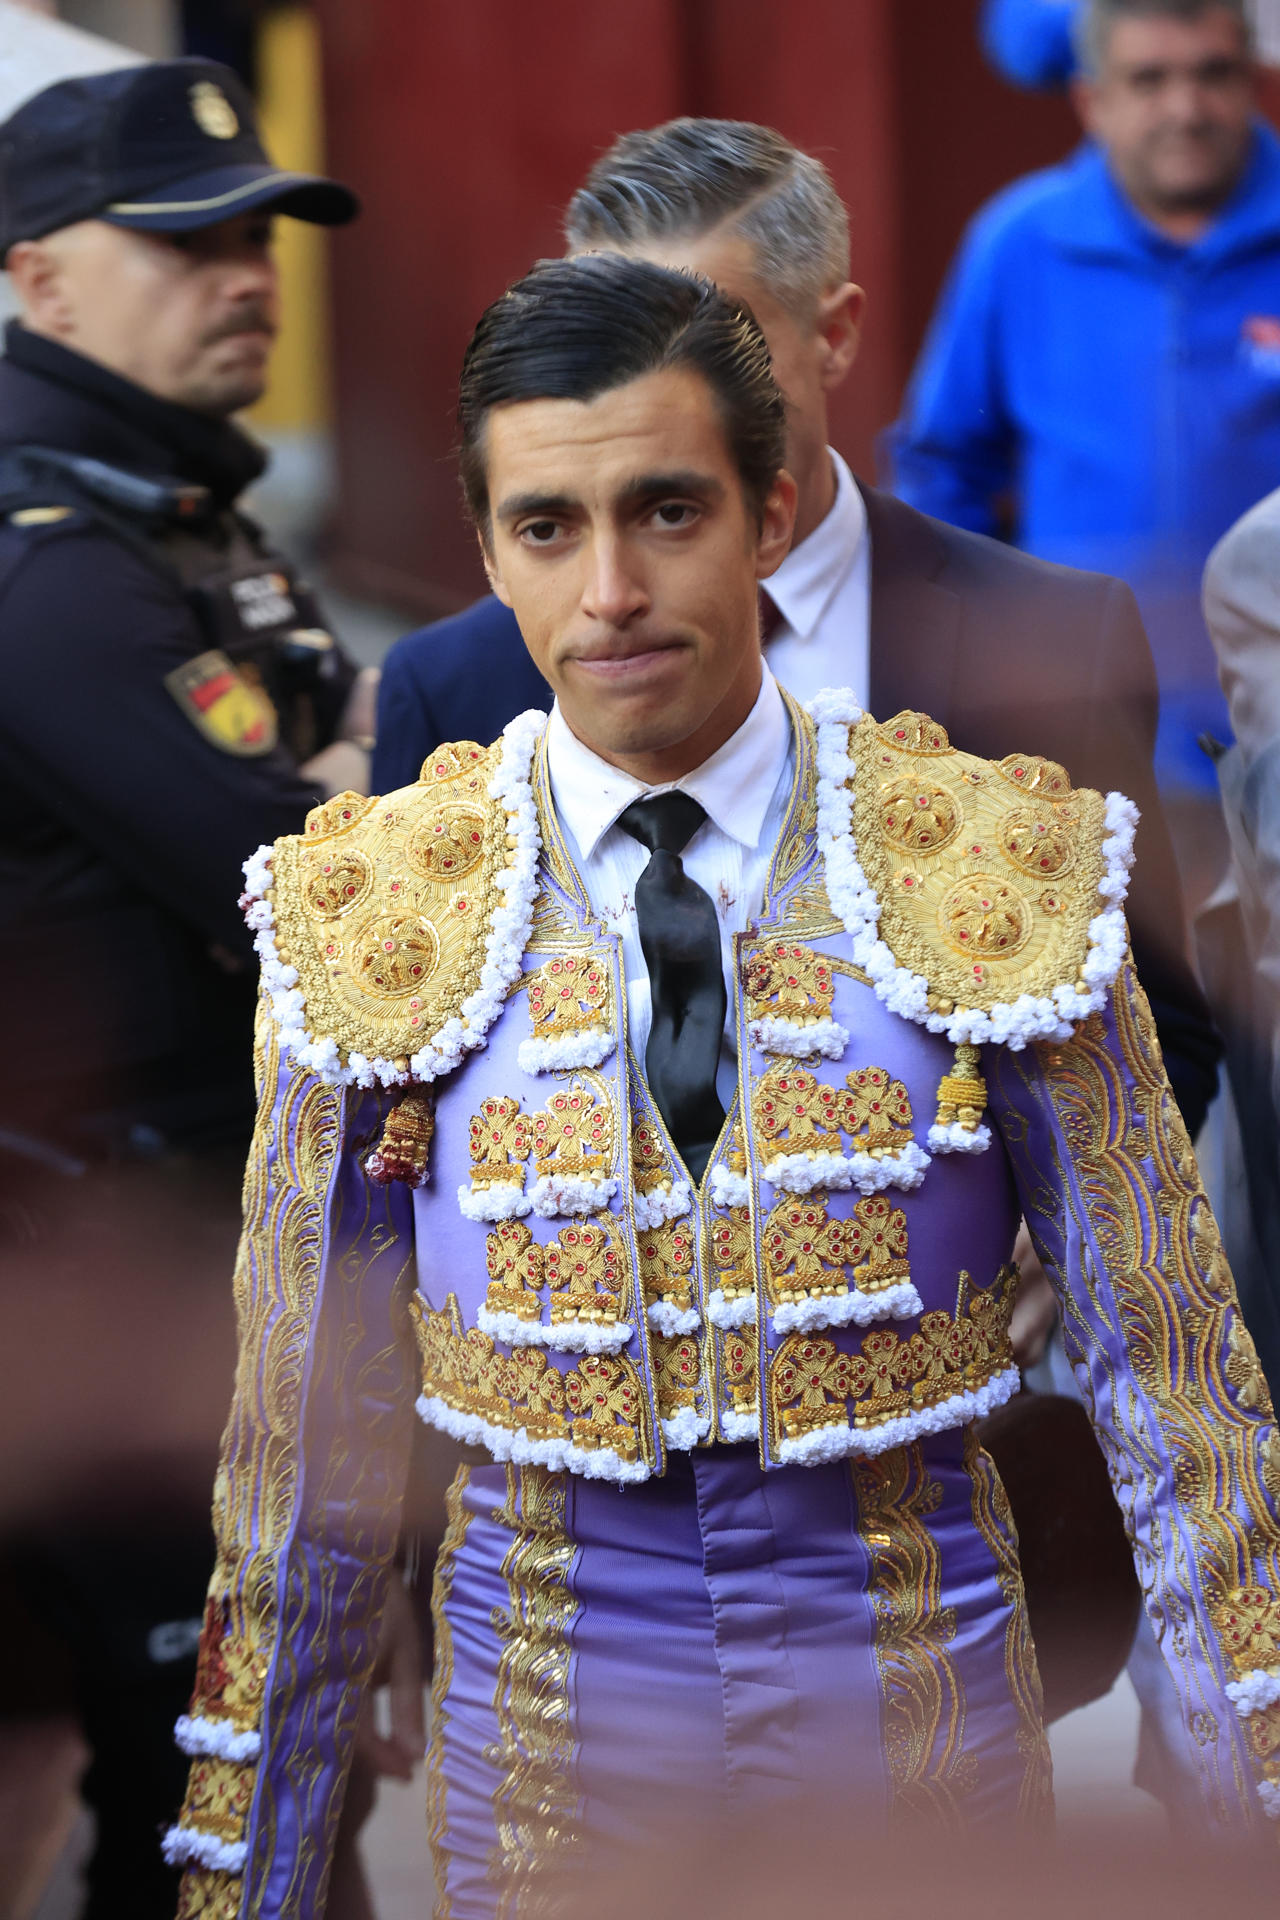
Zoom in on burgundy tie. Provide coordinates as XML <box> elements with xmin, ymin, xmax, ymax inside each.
<box><xmin>758</xmin><ymin>586</ymin><xmax>784</xmax><ymax>647</ymax></box>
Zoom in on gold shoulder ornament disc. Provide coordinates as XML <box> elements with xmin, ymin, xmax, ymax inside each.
<box><xmin>810</xmin><ymin>699</ymin><xmax>1136</xmax><ymax>1045</ymax></box>
<box><xmin>257</xmin><ymin>730</ymin><xmax>539</xmax><ymax>1080</ymax></box>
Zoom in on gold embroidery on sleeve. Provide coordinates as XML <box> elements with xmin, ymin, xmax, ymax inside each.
<box><xmin>1013</xmin><ymin>958</ymin><xmax>1280</xmax><ymax>1820</ymax></box>
<box><xmin>963</xmin><ymin>1429</ymin><xmax>1053</xmax><ymax>1821</ymax></box>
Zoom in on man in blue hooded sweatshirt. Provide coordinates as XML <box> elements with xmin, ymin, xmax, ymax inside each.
<box><xmin>889</xmin><ymin>0</ymin><xmax>1280</xmax><ymax>895</ymax></box>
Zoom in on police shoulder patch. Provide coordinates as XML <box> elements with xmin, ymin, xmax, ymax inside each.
<box><xmin>165</xmin><ymin>649</ymin><xmax>278</xmax><ymax>756</ymax></box>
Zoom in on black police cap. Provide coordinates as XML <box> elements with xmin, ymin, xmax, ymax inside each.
<box><xmin>0</xmin><ymin>57</ymin><xmax>358</xmax><ymax>256</ymax></box>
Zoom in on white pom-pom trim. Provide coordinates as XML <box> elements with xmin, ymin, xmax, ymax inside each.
<box><xmin>720</xmin><ymin>1409</ymin><xmax>759</xmax><ymax>1441</ymax></box>
<box><xmin>457</xmin><ymin>1181</ymin><xmax>530</xmax><ymax>1223</ymax></box>
<box><xmin>633</xmin><ymin>1182</ymin><xmax>692</xmax><ymax>1230</ymax></box>
<box><xmin>174</xmin><ymin>1714</ymin><xmax>261</xmax><ymax>1763</ymax></box>
<box><xmin>747</xmin><ymin>1015</ymin><xmax>849</xmax><ymax>1061</ymax></box>
<box><xmin>1258</xmin><ymin>1779</ymin><xmax>1280</xmax><ymax>1819</ymax></box>
<box><xmin>771</xmin><ymin>1279</ymin><xmax>922</xmax><ymax>1335</ymax></box>
<box><xmin>761</xmin><ymin>1140</ymin><xmax>931</xmax><ymax>1197</ymax></box>
<box><xmin>926</xmin><ymin>1122</ymin><xmax>993</xmax><ymax>1155</ymax></box>
<box><xmin>243</xmin><ymin>708</ymin><xmax>547</xmax><ymax>1087</ymax></box>
<box><xmin>476</xmin><ymin>1306</ymin><xmax>633</xmax><ymax>1353</ymax></box>
<box><xmin>807</xmin><ymin>690</ymin><xmax>1138</xmax><ymax>1049</ymax></box>
<box><xmin>528</xmin><ymin>1171</ymin><xmax>619</xmax><ymax>1219</ymax></box>
<box><xmin>775</xmin><ymin>1364</ymin><xmax>1020</xmax><ymax>1466</ymax></box>
<box><xmin>517</xmin><ymin>1027</ymin><xmax>615</xmax><ymax>1075</ymax></box>
<box><xmin>161</xmin><ymin>1826</ymin><xmax>248</xmax><ymax>1873</ymax></box>
<box><xmin>661</xmin><ymin>1407</ymin><xmax>711</xmax><ymax>1450</ymax></box>
<box><xmin>708</xmin><ymin>1165</ymin><xmax>751</xmax><ymax>1209</ymax></box>
<box><xmin>646</xmin><ymin>1300</ymin><xmax>701</xmax><ymax>1336</ymax></box>
<box><xmin>708</xmin><ymin>1288</ymin><xmax>757</xmax><ymax>1329</ymax></box>
<box><xmin>416</xmin><ymin>1392</ymin><xmax>649</xmax><ymax>1484</ymax></box>
<box><xmin>1227</xmin><ymin>1669</ymin><xmax>1280</xmax><ymax>1716</ymax></box>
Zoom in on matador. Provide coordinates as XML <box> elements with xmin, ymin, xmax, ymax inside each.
<box><xmin>168</xmin><ymin>256</ymin><xmax>1280</xmax><ymax>1917</ymax></box>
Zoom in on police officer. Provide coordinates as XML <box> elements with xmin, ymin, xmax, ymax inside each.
<box><xmin>0</xmin><ymin>59</ymin><xmax>369</xmax><ymax>1916</ymax></box>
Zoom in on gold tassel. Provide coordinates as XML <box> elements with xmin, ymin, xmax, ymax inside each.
<box><xmin>934</xmin><ymin>1043</ymin><xmax>988</xmax><ymax>1134</ymax></box>
<box><xmin>366</xmin><ymin>1089</ymin><xmax>435</xmax><ymax>1188</ymax></box>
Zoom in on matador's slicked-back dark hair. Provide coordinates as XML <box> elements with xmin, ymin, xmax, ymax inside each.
<box><xmin>457</xmin><ymin>253</ymin><xmax>786</xmax><ymax>536</ymax></box>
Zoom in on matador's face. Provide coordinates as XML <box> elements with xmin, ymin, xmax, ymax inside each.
<box><xmin>480</xmin><ymin>362</ymin><xmax>794</xmax><ymax>781</ymax></box>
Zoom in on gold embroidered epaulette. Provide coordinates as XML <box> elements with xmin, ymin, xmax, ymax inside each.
<box><xmin>809</xmin><ymin>694</ymin><xmax>1136</xmax><ymax>1049</ymax></box>
<box><xmin>241</xmin><ymin>712</ymin><xmax>547</xmax><ymax>1087</ymax></box>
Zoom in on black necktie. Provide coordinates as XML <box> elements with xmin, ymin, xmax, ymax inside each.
<box><xmin>619</xmin><ymin>792</ymin><xmax>727</xmax><ymax>1183</ymax></box>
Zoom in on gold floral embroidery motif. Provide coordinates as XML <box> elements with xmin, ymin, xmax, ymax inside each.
<box><xmin>485</xmin><ymin>1220</ymin><xmax>545</xmax><ymax>1322</ymax></box>
<box><xmin>631</xmin><ymin>1118</ymin><xmax>678</xmax><ymax>1199</ymax></box>
<box><xmin>532</xmin><ymin>1081</ymin><xmax>612</xmax><ymax>1179</ymax></box>
<box><xmin>847</xmin><ymin>1195</ymin><xmax>911</xmax><ymax>1292</ymax></box>
<box><xmin>637</xmin><ymin>1217</ymin><xmax>695</xmax><ymax>1316</ymax></box>
<box><xmin>544</xmin><ymin>1217</ymin><xmax>625</xmax><ymax>1326</ymax></box>
<box><xmin>489</xmin><ymin>1466</ymin><xmax>581</xmax><ymax>1914</ymax></box>
<box><xmin>768</xmin><ymin>1266</ymin><xmax>1018</xmax><ymax>1442</ymax></box>
<box><xmin>878</xmin><ymin>711</ymin><xmax>952</xmax><ymax>755</ymax></box>
<box><xmin>962</xmin><ymin>1429</ymin><xmax>1052</xmax><ymax>1822</ymax></box>
<box><xmin>413</xmin><ymin>1295</ymin><xmax>647</xmax><ymax>1463</ymax></box>
<box><xmin>743</xmin><ymin>940</ymin><xmax>835</xmax><ymax>1029</ymax></box>
<box><xmin>175</xmin><ymin>1755</ymin><xmax>254</xmax><ymax>1846</ymax></box>
<box><xmin>407</xmin><ymin>802</ymin><xmax>487</xmax><ymax>883</ymax></box>
<box><xmin>469</xmin><ymin>1095</ymin><xmax>532</xmax><ymax>1194</ymax></box>
<box><xmin>752</xmin><ymin>1062</ymin><xmax>916</xmax><ymax>1164</ymax></box>
<box><xmin>762</xmin><ymin>1192</ymin><xmax>911</xmax><ymax>1306</ymax></box>
<box><xmin>763</xmin><ymin>1192</ymin><xmax>850</xmax><ymax>1306</ymax></box>
<box><xmin>711</xmin><ymin>1208</ymin><xmax>755</xmax><ymax>1304</ymax></box>
<box><xmin>1213</xmin><ymin>1588</ymin><xmax>1280</xmax><ymax>1676</ymax></box>
<box><xmin>653</xmin><ymin>1334</ymin><xmax>702</xmax><ymax>1418</ymax></box>
<box><xmin>844</xmin><ymin>1066</ymin><xmax>916</xmax><ymax>1153</ymax></box>
<box><xmin>881</xmin><ymin>777</ymin><xmax>963</xmax><ymax>856</ymax></box>
<box><xmin>720</xmin><ymin>1329</ymin><xmax>759</xmax><ymax>1419</ymax></box>
<box><xmin>852</xmin><ymin>1442</ymin><xmax>969</xmax><ymax>1825</ymax></box>
<box><xmin>427</xmin><ymin>1465</ymin><xmax>475</xmax><ymax>1917</ymax></box>
<box><xmin>526</xmin><ymin>954</ymin><xmax>610</xmax><ymax>1041</ymax></box>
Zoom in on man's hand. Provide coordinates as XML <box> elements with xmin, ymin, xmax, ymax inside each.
<box><xmin>300</xmin><ymin>738</ymin><xmax>371</xmax><ymax>798</ymax></box>
<box><xmin>339</xmin><ymin>665</ymin><xmax>381</xmax><ymax>748</ymax></box>
<box><xmin>1009</xmin><ymin>1219</ymin><xmax>1059</xmax><ymax>1369</ymax></box>
<box><xmin>352</xmin><ymin>1569</ymin><xmax>425</xmax><ymax>1784</ymax></box>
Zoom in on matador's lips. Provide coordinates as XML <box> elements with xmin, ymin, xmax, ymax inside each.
<box><xmin>568</xmin><ymin>636</ymin><xmax>687</xmax><ymax>679</ymax></box>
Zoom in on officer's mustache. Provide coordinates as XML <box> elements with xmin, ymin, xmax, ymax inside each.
<box><xmin>203</xmin><ymin>305</ymin><xmax>277</xmax><ymax>345</ymax></box>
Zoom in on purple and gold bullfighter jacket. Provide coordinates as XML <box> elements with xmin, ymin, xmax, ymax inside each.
<box><xmin>166</xmin><ymin>691</ymin><xmax>1280</xmax><ymax>1913</ymax></box>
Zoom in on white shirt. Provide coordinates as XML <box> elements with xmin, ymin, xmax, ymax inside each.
<box><xmin>762</xmin><ymin>448</ymin><xmax>870</xmax><ymax>706</ymax></box>
<box><xmin>545</xmin><ymin>670</ymin><xmax>794</xmax><ymax>1102</ymax></box>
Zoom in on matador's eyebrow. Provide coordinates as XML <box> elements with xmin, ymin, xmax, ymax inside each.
<box><xmin>494</xmin><ymin>470</ymin><xmax>725</xmax><ymax>525</ymax></box>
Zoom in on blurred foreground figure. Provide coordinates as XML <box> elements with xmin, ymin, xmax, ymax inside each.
<box><xmin>0</xmin><ymin>58</ymin><xmax>365</xmax><ymax>1918</ymax></box>
<box><xmin>890</xmin><ymin>0</ymin><xmax>1279</xmax><ymax>903</ymax></box>
<box><xmin>171</xmin><ymin>258</ymin><xmax>1280</xmax><ymax>1917</ymax></box>
<box><xmin>1198</xmin><ymin>492</ymin><xmax>1280</xmax><ymax>1397</ymax></box>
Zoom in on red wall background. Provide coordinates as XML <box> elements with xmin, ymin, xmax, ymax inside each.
<box><xmin>313</xmin><ymin>0</ymin><xmax>1078</xmax><ymax>615</ymax></box>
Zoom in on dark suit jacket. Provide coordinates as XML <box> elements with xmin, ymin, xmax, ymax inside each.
<box><xmin>375</xmin><ymin>484</ymin><xmax>1220</xmax><ymax>1131</ymax></box>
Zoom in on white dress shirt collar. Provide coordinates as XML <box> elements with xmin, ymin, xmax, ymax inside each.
<box><xmin>545</xmin><ymin>667</ymin><xmax>791</xmax><ymax>863</ymax></box>
<box><xmin>763</xmin><ymin>449</ymin><xmax>866</xmax><ymax>643</ymax></box>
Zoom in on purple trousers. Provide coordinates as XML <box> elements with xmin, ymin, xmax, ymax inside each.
<box><xmin>428</xmin><ymin>1435</ymin><xmax>1052</xmax><ymax>1916</ymax></box>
